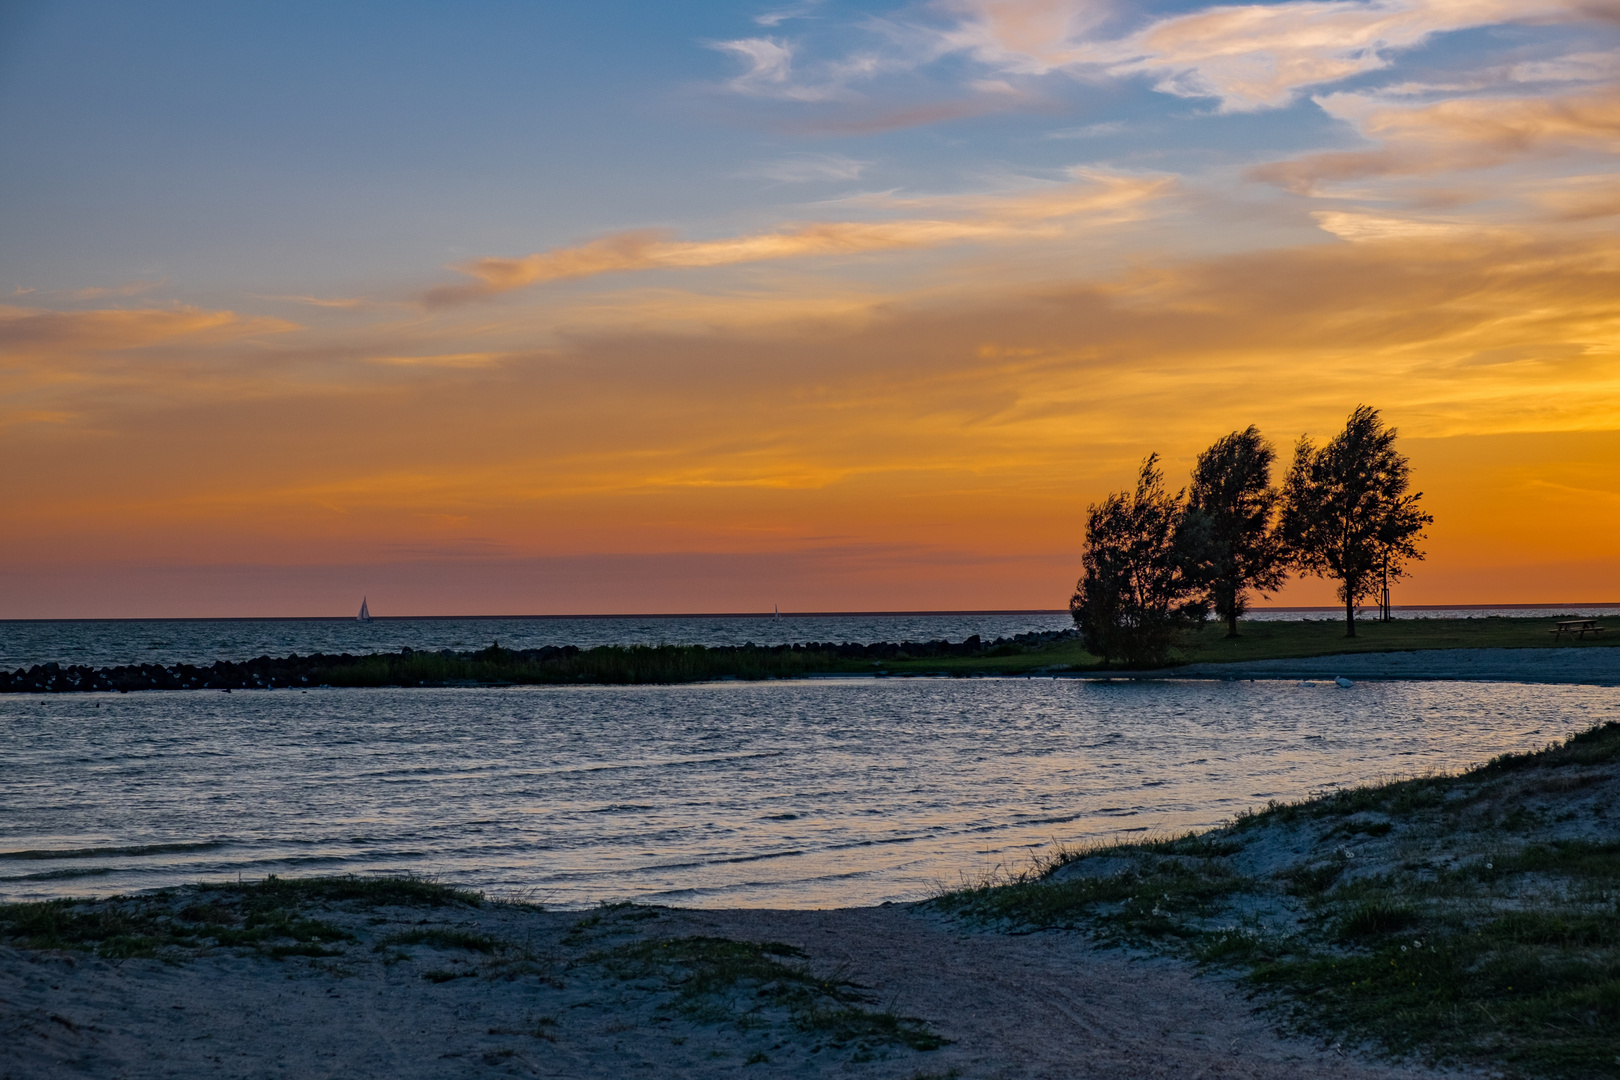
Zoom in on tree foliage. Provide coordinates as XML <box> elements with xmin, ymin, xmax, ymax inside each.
<box><xmin>1071</xmin><ymin>455</ymin><xmax>1209</xmax><ymax>667</ymax></box>
<box><xmin>1279</xmin><ymin>406</ymin><xmax>1431</xmax><ymax>637</ymax></box>
<box><xmin>1186</xmin><ymin>426</ymin><xmax>1288</xmax><ymax>638</ymax></box>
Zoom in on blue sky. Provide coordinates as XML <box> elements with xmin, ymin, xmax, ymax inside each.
<box><xmin>11</xmin><ymin>0</ymin><xmax>1598</xmax><ymax>298</ymax></box>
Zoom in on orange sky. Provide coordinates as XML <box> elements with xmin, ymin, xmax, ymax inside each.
<box><xmin>3</xmin><ymin>2</ymin><xmax>1618</xmax><ymax>617</ymax></box>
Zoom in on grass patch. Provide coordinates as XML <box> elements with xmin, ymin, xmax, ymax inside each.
<box><xmin>211</xmin><ymin>873</ymin><xmax>483</xmax><ymax>908</ymax></box>
<box><xmin>933</xmin><ymin>720</ymin><xmax>1620</xmax><ymax>1079</ymax></box>
<box><xmin>375</xmin><ymin>927</ymin><xmax>505</xmax><ymax>953</ymax></box>
<box><xmin>592</xmin><ymin>936</ymin><xmax>945</xmax><ymax>1053</ymax></box>
<box><xmin>0</xmin><ymin>873</ymin><xmax>479</xmax><ymax>962</ymax></box>
<box><xmin>422</xmin><ymin>968</ymin><xmax>479</xmax><ymax>983</ymax></box>
<box><xmin>0</xmin><ymin>893</ymin><xmax>353</xmax><ymax>960</ymax></box>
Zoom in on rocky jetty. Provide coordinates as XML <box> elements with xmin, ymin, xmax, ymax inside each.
<box><xmin>0</xmin><ymin>629</ymin><xmax>1077</xmax><ymax>694</ymax></box>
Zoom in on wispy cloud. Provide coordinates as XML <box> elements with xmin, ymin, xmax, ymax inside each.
<box><xmin>421</xmin><ymin>170</ymin><xmax>1174</xmax><ymax>306</ymax></box>
<box><xmin>754</xmin><ymin>1</ymin><xmax>824</xmax><ymax>27</ymax></box>
<box><xmin>710</xmin><ymin>36</ymin><xmax>859</xmax><ymax>101</ymax></box>
<box><xmin>1100</xmin><ymin>0</ymin><xmax>1580</xmax><ymax>111</ymax></box>
<box><xmin>8</xmin><ymin>278</ymin><xmax>168</xmax><ymax>303</ymax></box>
<box><xmin>710</xmin><ymin>0</ymin><xmax>1608</xmax><ymax>120</ymax></box>
<box><xmin>1250</xmin><ymin>87</ymin><xmax>1620</xmax><ymax>192</ymax></box>
<box><xmin>259</xmin><ymin>294</ymin><xmax>377</xmax><ymax>310</ymax></box>
<box><xmin>1043</xmin><ymin>120</ymin><xmax>1128</xmax><ymax>139</ymax></box>
<box><xmin>1534</xmin><ymin>174</ymin><xmax>1620</xmax><ymax>219</ymax></box>
<box><xmin>739</xmin><ymin>152</ymin><xmax>870</xmax><ymax>182</ymax></box>
<box><xmin>0</xmin><ymin>304</ymin><xmax>295</xmax><ymax>360</ymax></box>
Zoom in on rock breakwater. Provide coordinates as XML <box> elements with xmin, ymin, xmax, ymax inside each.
<box><xmin>0</xmin><ymin>629</ymin><xmax>1077</xmax><ymax>693</ymax></box>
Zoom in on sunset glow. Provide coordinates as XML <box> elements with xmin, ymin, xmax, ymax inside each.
<box><xmin>3</xmin><ymin>0</ymin><xmax>1618</xmax><ymax>616</ymax></box>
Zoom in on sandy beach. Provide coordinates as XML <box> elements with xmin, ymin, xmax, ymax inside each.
<box><xmin>3</xmin><ymin>894</ymin><xmax>1465</xmax><ymax>1080</ymax></box>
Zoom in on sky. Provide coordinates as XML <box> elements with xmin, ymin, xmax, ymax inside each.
<box><xmin>2</xmin><ymin>0</ymin><xmax>1618</xmax><ymax>617</ymax></box>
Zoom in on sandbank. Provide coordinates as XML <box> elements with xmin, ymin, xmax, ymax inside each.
<box><xmin>3</xmin><ymin>895</ymin><xmax>1458</xmax><ymax>1080</ymax></box>
<box><xmin>1139</xmin><ymin>646</ymin><xmax>1620</xmax><ymax>684</ymax></box>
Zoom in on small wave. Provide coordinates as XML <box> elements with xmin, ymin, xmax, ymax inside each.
<box><xmin>0</xmin><ymin>840</ymin><xmax>228</xmax><ymax>862</ymax></box>
<box><xmin>0</xmin><ymin>866</ymin><xmax>115</xmax><ymax>882</ymax></box>
<box><xmin>717</xmin><ymin>848</ymin><xmax>804</xmax><ymax>865</ymax></box>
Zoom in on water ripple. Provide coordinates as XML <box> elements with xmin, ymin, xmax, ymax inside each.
<box><xmin>1</xmin><ymin>678</ymin><xmax>1613</xmax><ymax>907</ymax></box>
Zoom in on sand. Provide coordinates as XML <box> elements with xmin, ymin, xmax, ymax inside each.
<box><xmin>2</xmin><ymin>896</ymin><xmax>1472</xmax><ymax>1080</ymax></box>
<box><xmin>1158</xmin><ymin>645</ymin><xmax>1620</xmax><ymax>684</ymax></box>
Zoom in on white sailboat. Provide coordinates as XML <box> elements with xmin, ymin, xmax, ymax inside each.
<box><xmin>357</xmin><ymin>597</ymin><xmax>371</xmax><ymax>623</ymax></box>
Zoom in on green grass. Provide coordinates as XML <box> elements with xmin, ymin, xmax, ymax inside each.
<box><xmin>0</xmin><ymin>894</ymin><xmax>353</xmax><ymax>960</ymax></box>
<box><xmin>933</xmin><ymin>721</ymin><xmax>1620</xmax><ymax>1079</ymax></box>
<box><xmin>886</xmin><ymin>615</ymin><xmax>1617</xmax><ymax>676</ymax></box>
<box><xmin>592</xmin><ymin>935</ymin><xmax>946</xmax><ymax>1053</ymax></box>
<box><xmin>376</xmin><ymin>927</ymin><xmax>507</xmax><ymax>953</ymax></box>
<box><xmin>1172</xmin><ymin>615</ymin><xmax>1619</xmax><ymax>667</ymax></box>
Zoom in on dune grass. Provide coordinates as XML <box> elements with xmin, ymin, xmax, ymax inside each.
<box><xmin>933</xmin><ymin>721</ymin><xmax>1620</xmax><ymax>1079</ymax></box>
<box><xmin>0</xmin><ymin>874</ymin><xmax>481</xmax><ymax>960</ymax></box>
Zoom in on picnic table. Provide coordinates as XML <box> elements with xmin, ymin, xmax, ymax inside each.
<box><xmin>1551</xmin><ymin>618</ymin><xmax>1606</xmax><ymax>640</ymax></box>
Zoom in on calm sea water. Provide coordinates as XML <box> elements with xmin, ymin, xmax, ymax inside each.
<box><xmin>0</xmin><ymin>613</ymin><xmax>1071</xmax><ymax>671</ymax></box>
<box><xmin>3</xmin><ymin>606</ymin><xmax>1614</xmax><ymax>670</ymax></box>
<box><xmin>2</xmin><ymin>679</ymin><xmax>1611</xmax><ymax>908</ymax></box>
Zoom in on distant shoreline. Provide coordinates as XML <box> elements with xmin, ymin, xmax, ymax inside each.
<box><xmin>2</xmin><ymin>603</ymin><xmax>1618</xmax><ymax>623</ymax></box>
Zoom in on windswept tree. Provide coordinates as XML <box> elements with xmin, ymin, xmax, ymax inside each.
<box><xmin>1071</xmin><ymin>455</ymin><xmax>1209</xmax><ymax>667</ymax></box>
<box><xmin>1186</xmin><ymin>426</ymin><xmax>1288</xmax><ymax>638</ymax></box>
<box><xmin>1279</xmin><ymin>406</ymin><xmax>1432</xmax><ymax>637</ymax></box>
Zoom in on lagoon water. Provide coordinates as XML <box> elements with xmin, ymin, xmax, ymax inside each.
<box><xmin>3</xmin><ymin>678</ymin><xmax>1613</xmax><ymax>908</ymax></box>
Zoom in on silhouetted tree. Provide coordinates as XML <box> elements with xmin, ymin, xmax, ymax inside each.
<box><xmin>1186</xmin><ymin>426</ymin><xmax>1288</xmax><ymax>638</ymax></box>
<box><xmin>1071</xmin><ymin>455</ymin><xmax>1209</xmax><ymax>667</ymax></box>
<box><xmin>1279</xmin><ymin>406</ymin><xmax>1432</xmax><ymax>637</ymax></box>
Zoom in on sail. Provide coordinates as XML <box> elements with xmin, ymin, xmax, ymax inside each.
<box><xmin>358</xmin><ymin>598</ymin><xmax>370</xmax><ymax>623</ymax></box>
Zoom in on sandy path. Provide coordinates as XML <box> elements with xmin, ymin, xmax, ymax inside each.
<box><xmin>1159</xmin><ymin>646</ymin><xmax>1620</xmax><ymax>684</ymax></box>
<box><xmin>3</xmin><ymin>900</ymin><xmax>1466</xmax><ymax>1080</ymax></box>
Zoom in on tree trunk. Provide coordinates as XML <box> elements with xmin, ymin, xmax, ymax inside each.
<box><xmin>1227</xmin><ymin>611</ymin><xmax>1240</xmax><ymax>638</ymax></box>
<box><xmin>1345</xmin><ymin>595</ymin><xmax>1357</xmax><ymax>638</ymax></box>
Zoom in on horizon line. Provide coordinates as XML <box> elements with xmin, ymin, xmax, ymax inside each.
<box><xmin>4</xmin><ymin>603</ymin><xmax>1620</xmax><ymax>623</ymax></box>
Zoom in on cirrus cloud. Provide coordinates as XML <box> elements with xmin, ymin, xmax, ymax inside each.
<box><xmin>420</xmin><ymin>169</ymin><xmax>1175</xmax><ymax>306</ymax></box>
<box><xmin>712</xmin><ymin>0</ymin><xmax>1608</xmax><ymax>115</ymax></box>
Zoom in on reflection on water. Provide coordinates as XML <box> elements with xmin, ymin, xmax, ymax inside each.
<box><xmin>2</xmin><ymin>678</ymin><xmax>1611</xmax><ymax>907</ymax></box>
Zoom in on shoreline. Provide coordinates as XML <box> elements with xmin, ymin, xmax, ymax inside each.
<box><xmin>1116</xmin><ymin>645</ymin><xmax>1620</xmax><ymax>685</ymax></box>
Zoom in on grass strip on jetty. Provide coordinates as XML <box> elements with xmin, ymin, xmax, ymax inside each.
<box><xmin>935</xmin><ymin>720</ymin><xmax>1620</xmax><ymax>1080</ymax></box>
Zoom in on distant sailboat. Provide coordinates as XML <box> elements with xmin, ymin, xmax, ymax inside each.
<box><xmin>774</xmin><ymin>604</ymin><xmax>780</xmax><ymax>621</ymax></box>
<box><xmin>357</xmin><ymin>597</ymin><xmax>371</xmax><ymax>623</ymax></box>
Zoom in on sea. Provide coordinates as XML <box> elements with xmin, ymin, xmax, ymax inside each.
<box><xmin>2</xmin><ymin>608</ymin><xmax>1617</xmax><ymax>909</ymax></box>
